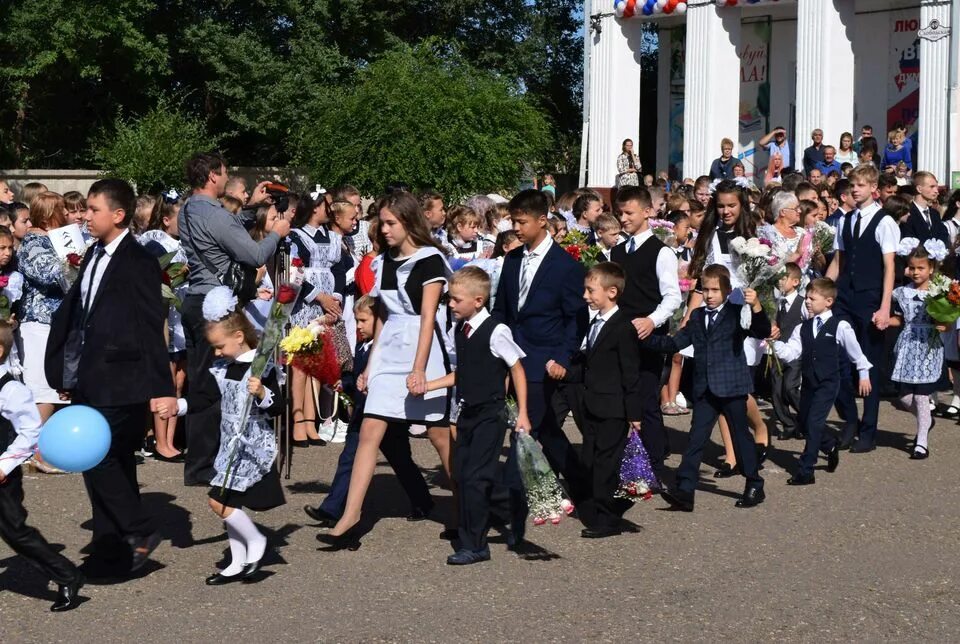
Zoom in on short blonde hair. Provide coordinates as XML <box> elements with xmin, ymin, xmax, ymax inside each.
<box><xmin>450</xmin><ymin>265</ymin><xmax>491</xmax><ymax>302</ymax></box>
<box><xmin>849</xmin><ymin>164</ymin><xmax>880</xmax><ymax>185</ymax></box>
<box><xmin>354</xmin><ymin>294</ymin><xmax>376</xmax><ymax>315</ymax></box>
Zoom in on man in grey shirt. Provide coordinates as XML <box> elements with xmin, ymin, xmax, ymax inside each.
<box><xmin>178</xmin><ymin>152</ymin><xmax>291</xmax><ymax>485</ymax></box>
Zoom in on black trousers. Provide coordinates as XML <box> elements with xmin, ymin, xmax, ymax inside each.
<box><xmin>677</xmin><ymin>391</ymin><xmax>762</xmax><ymax>495</ymax></box>
<box><xmin>771</xmin><ymin>359</ymin><xmax>802</xmax><ymax>435</ymax></box>
<box><xmin>797</xmin><ymin>378</ymin><xmax>840</xmax><ymax>476</ymax></box>
<box><xmin>454</xmin><ymin>403</ymin><xmax>508</xmax><ymax>552</ymax></box>
<box><xmin>182</xmin><ymin>294</ymin><xmax>220</xmax><ymax>485</ymax></box>
<box><xmin>637</xmin><ymin>349</ymin><xmax>670</xmax><ymax>473</ymax></box>
<box><xmin>0</xmin><ymin>469</ymin><xmax>79</xmax><ymax>585</ymax></box>
<box><xmin>834</xmin><ymin>302</ymin><xmax>884</xmax><ymax>447</ymax></box>
<box><xmin>578</xmin><ymin>410</ymin><xmax>631</xmax><ymax>529</ymax></box>
<box><xmin>77</xmin><ymin>401</ymin><xmax>154</xmax><ymax>553</ymax></box>
<box><xmin>379</xmin><ymin>424</ymin><xmax>433</xmax><ymax>513</ymax></box>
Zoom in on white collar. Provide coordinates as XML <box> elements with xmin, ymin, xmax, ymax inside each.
<box><xmin>630</xmin><ymin>229</ymin><xmax>654</xmax><ymax>246</ymax></box>
<box><xmin>593</xmin><ymin>305</ymin><xmax>619</xmax><ymax>322</ymax></box>
<box><xmin>705</xmin><ymin>302</ymin><xmax>725</xmax><ymax>315</ymax></box>
<box><xmin>783</xmin><ymin>290</ymin><xmax>799</xmax><ymax>305</ymax></box>
<box><xmin>235</xmin><ymin>349</ymin><xmax>256</xmax><ymax>363</ymax></box>
<box><xmin>99</xmin><ymin>228</ymin><xmax>129</xmax><ymax>257</ymax></box>
<box><xmin>524</xmin><ymin>234</ymin><xmax>553</xmax><ymax>257</ymax></box>
<box><xmin>913</xmin><ymin>199</ymin><xmax>930</xmax><ymax>212</ymax></box>
<box><xmin>465</xmin><ymin>308</ymin><xmax>491</xmax><ymax>329</ymax></box>
<box><xmin>855</xmin><ymin>201</ymin><xmax>881</xmax><ymax>219</ymax></box>
<box><xmin>814</xmin><ymin>310</ymin><xmax>833</xmax><ymax>324</ymax></box>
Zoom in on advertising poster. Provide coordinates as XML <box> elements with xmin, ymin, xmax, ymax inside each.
<box><xmin>888</xmin><ymin>12</ymin><xmax>921</xmax><ymax>164</ymax></box>
<box><xmin>669</xmin><ymin>26</ymin><xmax>685</xmax><ymax>175</ymax></box>
<box><xmin>737</xmin><ymin>20</ymin><xmax>771</xmax><ymax>178</ymax></box>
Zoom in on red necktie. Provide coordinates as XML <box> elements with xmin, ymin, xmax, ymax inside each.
<box><xmin>463</xmin><ymin>322</ymin><xmax>472</xmax><ymax>338</ymax></box>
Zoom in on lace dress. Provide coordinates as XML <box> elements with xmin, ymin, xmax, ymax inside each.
<box><xmin>891</xmin><ymin>286</ymin><xmax>943</xmax><ymax>395</ymax></box>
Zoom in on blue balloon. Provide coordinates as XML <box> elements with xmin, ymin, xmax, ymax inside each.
<box><xmin>38</xmin><ymin>405</ymin><xmax>111</xmax><ymax>472</ymax></box>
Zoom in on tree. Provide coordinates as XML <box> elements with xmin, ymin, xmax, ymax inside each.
<box><xmin>92</xmin><ymin>97</ymin><xmax>218</xmax><ymax>193</ymax></box>
<box><xmin>296</xmin><ymin>42</ymin><xmax>550</xmax><ymax>199</ymax></box>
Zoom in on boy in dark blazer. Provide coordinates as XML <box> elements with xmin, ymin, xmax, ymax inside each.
<box><xmin>493</xmin><ymin>189</ymin><xmax>588</xmax><ymax>533</ymax></box>
<box><xmin>770</xmin><ymin>263</ymin><xmax>805</xmax><ymax>440</ymax></box>
<box><xmin>642</xmin><ymin>264</ymin><xmax>771</xmax><ymax>511</ymax></box>
<box><xmin>46</xmin><ymin>179</ymin><xmax>175</xmax><ymax>575</ymax></box>
<box><xmin>552</xmin><ymin>262</ymin><xmax>642</xmax><ymax>538</ymax></box>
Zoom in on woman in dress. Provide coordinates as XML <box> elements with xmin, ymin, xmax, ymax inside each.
<box><xmin>18</xmin><ymin>192</ymin><xmax>68</xmax><ymax>422</ymax></box>
<box><xmin>686</xmin><ymin>180</ymin><xmax>771</xmax><ymax>476</ymax></box>
<box><xmin>288</xmin><ymin>195</ymin><xmax>344</xmax><ymax>446</ymax></box>
<box><xmin>836</xmin><ymin>132</ymin><xmax>858</xmax><ymax>166</ymax></box>
<box><xmin>616</xmin><ymin>138</ymin><xmax>641</xmax><ymax>188</ymax></box>
<box><xmin>321</xmin><ymin>192</ymin><xmax>453</xmax><ymax>547</ymax></box>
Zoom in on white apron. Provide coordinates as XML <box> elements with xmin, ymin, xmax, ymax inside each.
<box><xmin>365</xmin><ymin>247</ymin><xmax>452</xmax><ymax>424</ymax></box>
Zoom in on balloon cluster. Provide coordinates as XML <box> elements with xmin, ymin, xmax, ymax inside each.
<box><xmin>614</xmin><ymin>0</ymin><xmax>688</xmax><ymax>18</ymax></box>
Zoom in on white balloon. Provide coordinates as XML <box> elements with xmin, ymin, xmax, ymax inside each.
<box><xmin>675</xmin><ymin>1</ymin><xmax>687</xmax><ymax>13</ymax></box>
<box><xmin>653</xmin><ymin>2</ymin><xmax>662</xmax><ymax>12</ymax></box>
<box><xmin>657</xmin><ymin>0</ymin><xmax>668</xmax><ymax>7</ymax></box>
<box><xmin>615</xmin><ymin>3</ymin><xmax>625</xmax><ymax>16</ymax></box>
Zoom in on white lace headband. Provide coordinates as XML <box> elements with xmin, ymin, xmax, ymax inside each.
<box><xmin>202</xmin><ymin>286</ymin><xmax>239</xmax><ymax>322</ymax></box>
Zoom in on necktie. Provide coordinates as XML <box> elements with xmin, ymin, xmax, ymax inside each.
<box><xmin>518</xmin><ymin>251</ymin><xmax>532</xmax><ymax>306</ymax></box>
<box><xmin>82</xmin><ymin>246</ymin><xmax>105</xmax><ymax>322</ymax></box>
<box><xmin>706</xmin><ymin>309</ymin><xmax>717</xmax><ymax>330</ymax></box>
<box><xmin>463</xmin><ymin>322</ymin><xmax>472</xmax><ymax>338</ymax></box>
<box><xmin>626</xmin><ymin>237</ymin><xmax>636</xmax><ymax>254</ymax></box>
<box><xmin>923</xmin><ymin>208</ymin><xmax>931</xmax><ymax>228</ymax></box>
<box><xmin>588</xmin><ymin>316</ymin><xmax>604</xmax><ymax>349</ymax></box>
<box><xmin>779</xmin><ymin>299</ymin><xmax>788</xmax><ymax>315</ymax></box>
<box><xmin>815</xmin><ymin>317</ymin><xmax>824</xmax><ymax>335</ymax></box>
<box><xmin>852</xmin><ymin>210</ymin><xmax>861</xmax><ymax>239</ymax></box>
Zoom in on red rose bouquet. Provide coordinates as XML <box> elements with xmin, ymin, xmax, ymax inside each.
<box><xmin>560</xmin><ymin>230</ymin><xmax>603</xmax><ymax>268</ymax></box>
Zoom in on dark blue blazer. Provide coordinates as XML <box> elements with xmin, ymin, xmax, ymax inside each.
<box><xmin>492</xmin><ymin>241</ymin><xmax>587</xmax><ymax>382</ymax></box>
<box><xmin>643</xmin><ymin>303</ymin><xmax>771</xmax><ymax>398</ymax></box>
<box><xmin>900</xmin><ymin>202</ymin><xmax>949</xmax><ymax>246</ymax></box>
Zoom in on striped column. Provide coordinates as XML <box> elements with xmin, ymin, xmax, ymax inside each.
<box><xmin>918</xmin><ymin>0</ymin><xmax>951</xmax><ymax>179</ymax></box>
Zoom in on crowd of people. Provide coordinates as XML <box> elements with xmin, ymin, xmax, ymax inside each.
<box><xmin>0</xmin><ymin>136</ymin><xmax>955</xmax><ymax>610</ymax></box>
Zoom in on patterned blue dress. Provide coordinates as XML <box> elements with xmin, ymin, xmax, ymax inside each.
<box><xmin>891</xmin><ymin>286</ymin><xmax>943</xmax><ymax>395</ymax></box>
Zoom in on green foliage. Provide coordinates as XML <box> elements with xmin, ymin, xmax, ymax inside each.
<box><xmin>92</xmin><ymin>98</ymin><xmax>218</xmax><ymax>193</ymax></box>
<box><xmin>297</xmin><ymin>42</ymin><xmax>550</xmax><ymax>199</ymax></box>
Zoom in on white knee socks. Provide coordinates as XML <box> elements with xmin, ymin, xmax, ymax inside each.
<box><xmin>914</xmin><ymin>394</ymin><xmax>932</xmax><ymax>451</ymax></box>
<box><xmin>220</xmin><ymin>523</ymin><xmax>247</xmax><ymax>577</ymax></box>
<box><xmin>224</xmin><ymin>509</ymin><xmax>267</xmax><ymax>568</ymax></box>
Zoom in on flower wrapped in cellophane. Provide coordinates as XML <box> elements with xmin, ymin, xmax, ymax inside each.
<box><xmin>280</xmin><ymin>320</ymin><xmax>341</xmax><ymax>385</ymax></box>
<box><xmin>515</xmin><ymin>431</ymin><xmax>574</xmax><ymax>525</ymax></box>
<box><xmin>615</xmin><ymin>430</ymin><xmax>659</xmax><ymax>501</ymax></box>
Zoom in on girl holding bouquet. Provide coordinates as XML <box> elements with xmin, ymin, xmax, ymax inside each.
<box><xmin>288</xmin><ymin>195</ymin><xmax>344</xmax><ymax>447</ymax></box>
<box><xmin>888</xmin><ymin>240</ymin><xmax>948</xmax><ymax>460</ymax></box>
<box><xmin>687</xmin><ymin>180</ymin><xmax>770</xmax><ymax>475</ymax></box>
<box><xmin>320</xmin><ymin>192</ymin><xmax>453</xmax><ymax>549</ymax></box>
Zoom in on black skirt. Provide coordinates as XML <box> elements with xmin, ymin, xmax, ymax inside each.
<box><xmin>897</xmin><ymin>382</ymin><xmax>940</xmax><ymax>396</ymax></box>
<box><xmin>208</xmin><ymin>467</ymin><xmax>285</xmax><ymax>511</ymax></box>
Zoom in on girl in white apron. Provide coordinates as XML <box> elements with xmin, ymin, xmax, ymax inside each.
<box><xmin>686</xmin><ymin>180</ymin><xmax>771</xmax><ymax>477</ymax></box>
<box><xmin>288</xmin><ymin>196</ymin><xmax>343</xmax><ymax>447</ymax></box>
<box><xmin>162</xmin><ymin>287</ymin><xmax>285</xmax><ymax>585</ymax></box>
<box><xmin>319</xmin><ymin>192</ymin><xmax>453</xmax><ymax>549</ymax></box>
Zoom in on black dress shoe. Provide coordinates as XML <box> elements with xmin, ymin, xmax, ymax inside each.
<box><xmin>406</xmin><ymin>504</ymin><xmax>434</xmax><ymax>522</ymax></box>
<box><xmin>307</xmin><ymin>438</ymin><xmax>327</xmax><ymax>446</ymax></box>
<box><xmin>756</xmin><ymin>442</ymin><xmax>770</xmax><ymax>464</ymax></box>
<box><xmin>850</xmin><ymin>442</ymin><xmax>876</xmax><ymax>454</ymax></box>
<box><xmin>735</xmin><ymin>487</ymin><xmax>766</xmax><ymax>508</ymax></box>
<box><xmin>153</xmin><ymin>451</ymin><xmax>185</xmax><ymax>463</ymax></box>
<box><xmin>439</xmin><ymin>528</ymin><xmax>459</xmax><ymax>541</ymax></box>
<box><xmin>826</xmin><ymin>445</ymin><xmax>840</xmax><ymax>473</ymax></box>
<box><xmin>316</xmin><ymin>524</ymin><xmax>362</xmax><ymax>551</ymax></box>
<box><xmin>714</xmin><ymin>462</ymin><xmax>738</xmax><ymax>478</ymax></box>
<box><xmin>910</xmin><ymin>446</ymin><xmax>929</xmax><ymax>460</ymax></box>
<box><xmin>779</xmin><ymin>430</ymin><xmax>797</xmax><ymax>441</ymax></box>
<box><xmin>446</xmin><ymin>548</ymin><xmax>491</xmax><ymax>565</ymax></box>
<box><xmin>51</xmin><ymin>575</ymin><xmax>84</xmax><ymax>612</ymax></box>
<box><xmin>303</xmin><ymin>505</ymin><xmax>338</xmax><ymax>528</ymax></box>
<box><xmin>241</xmin><ymin>559</ymin><xmax>264</xmax><ymax>583</ymax></box>
<box><xmin>660</xmin><ymin>487</ymin><xmax>694</xmax><ymax>512</ymax></box>
<box><xmin>205</xmin><ymin>571</ymin><xmax>244</xmax><ymax>586</ymax></box>
<box><xmin>291</xmin><ymin>439</ymin><xmax>310</xmax><ymax>448</ymax></box>
<box><xmin>129</xmin><ymin>531</ymin><xmax>162</xmax><ymax>572</ymax></box>
<box><xmin>580</xmin><ymin>526</ymin><xmax>623</xmax><ymax>539</ymax></box>
<box><xmin>787</xmin><ymin>473</ymin><xmax>815</xmax><ymax>486</ymax></box>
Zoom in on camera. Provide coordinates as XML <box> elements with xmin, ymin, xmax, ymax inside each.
<box><xmin>265</xmin><ymin>183</ymin><xmax>290</xmax><ymax>214</ymax></box>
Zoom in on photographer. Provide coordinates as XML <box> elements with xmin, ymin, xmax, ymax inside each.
<box><xmin>178</xmin><ymin>152</ymin><xmax>291</xmax><ymax>485</ymax></box>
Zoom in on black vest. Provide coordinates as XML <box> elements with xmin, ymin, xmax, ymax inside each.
<box><xmin>0</xmin><ymin>373</ymin><xmax>18</xmax><ymax>453</ymax></box>
<box><xmin>454</xmin><ymin>318</ymin><xmax>507</xmax><ymax>408</ymax></box>
<box><xmin>838</xmin><ymin>210</ymin><xmax>885</xmax><ymax>294</ymax></box>
<box><xmin>614</xmin><ymin>235</ymin><xmax>665</xmax><ymax>319</ymax></box>
<box><xmin>800</xmin><ymin>315</ymin><xmax>842</xmax><ymax>387</ymax></box>
<box><xmin>776</xmin><ymin>294</ymin><xmax>805</xmax><ymax>341</ymax></box>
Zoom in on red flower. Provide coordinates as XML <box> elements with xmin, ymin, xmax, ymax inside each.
<box><xmin>276</xmin><ymin>284</ymin><xmax>297</xmax><ymax>304</ymax></box>
<box><xmin>161</xmin><ymin>271</ymin><xmax>171</xmax><ymax>286</ymax></box>
<box><xmin>291</xmin><ymin>257</ymin><xmax>304</xmax><ymax>269</ymax></box>
<box><xmin>565</xmin><ymin>244</ymin><xmax>582</xmax><ymax>261</ymax></box>
<box><xmin>66</xmin><ymin>253</ymin><xmax>82</xmax><ymax>267</ymax></box>
<box><xmin>0</xmin><ymin>276</ymin><xmax>9</xmax><ymax>289</ymax></box>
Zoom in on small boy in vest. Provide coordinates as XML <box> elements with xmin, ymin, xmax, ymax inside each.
<box><xmin>769</xmin><ymin>262</ymin><xmax>805</xmax><ymax>440</ymax></box>
<box><xmin>773</xmin><ymin>278</ymin><xmax>872</xmax><ymax>485</ymax></box>
<box><xmin>427</xmin><ymin>266</ymin><xmax>530</xmax><ymax>566</ymax></box>
<box><xmin>0</xmin><ymin>321</ymin><xmax>84</xmax><ymax>611</ymax></box>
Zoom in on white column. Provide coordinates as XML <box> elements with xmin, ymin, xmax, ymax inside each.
<box><xmin>918</xmin><ymin>0</ymin><xmax>951</xmax><ymax>179</ymax></box>
<box><xmin>586</xmin><ymin>15</ymin><xmax>644</xmax><ymax>188</ymax></box>
<box><xmin>682</xmin><ymin>3</ymin><xmax>741</xmax><ymax>179</ymax></box>
<box><xmin>795</xmin><ymin>0</ymin><xmax>855</xmax><ymax>157</ymax></box>
<box><xmin>655</xmin><ymin>27</ymin><xmax>672</xmax><ymax>175</ymax></box>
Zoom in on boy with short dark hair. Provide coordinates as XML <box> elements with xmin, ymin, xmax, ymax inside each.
<box><xmin>642</xmin><ymin>265</ymin><xmax>771</xmax><ymax>511</ymax></box>
<box><xmin>770</xmin><ymin>262</ymin><xmax>805</xmax><ymax>440</ymax></box>
<box><xmin>773</xmin><ymin>278</ymin><xmax>872</xmax><ymax>484</ymax></box>
<box><xmin>554</xmin><ymin>262</ymin><xmax>642</xmax><ymax>538</ymax></box>
<box><xmin>0</xmin><ymin>320</ymin><xmax>84</xmax><ymax>611</ymax></box>
<box><xmin>430</xmin><ymin>266</ymin><xmax>530</xmax><ymax>565</ymax></box>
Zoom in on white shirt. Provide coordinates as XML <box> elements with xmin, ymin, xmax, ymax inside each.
<box><xmin>779</xmin><ymin>291</ymin><xmax>809</xmax><ymax>321</ymax></box>
<box><xmin>518</xmin><ymin>234</ymin><xmax>554</xmax><ymax>308</ymax></box>
<box><xmin>80</xmin><ymin>228</ymin><xmax>130</xmax><ymax>313</ymax></box>
<box><xmin>0</xmin><ymin>366</ymin><xmax>45</xmax><ymax>476</ymax></box>
<box><xmin>774</xmin><ymin>310</ymin><xmax>872</xmax><ymax>379</ymax></box>
<box><xmin>581</xmin><ymin>305</ymin><xmax>618</xmax><ymax>350</ymax></box>
<box><xmin>626</xmin><ymin>229</ymin><xmax>681</xmax><ymax>327</ymax></box>
<box><xmin>833</xmin><ymin>201</ymin><xmax>900</xmax><ymax>254</ymax></box>
<box><xmin>463</xmin><ymin>309</ymin><xmax>526</xmax><ymax>367</ymax></box>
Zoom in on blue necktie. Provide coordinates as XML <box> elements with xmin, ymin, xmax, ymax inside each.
<box><xmin>816</xmin><ymin>317</ymin><xmax>824</xmax><ymax>335</ymax></box>
<box><xmin>706</xmin><ymin>309</ymin><xmax>717</xmax><ymax>330</ymax></box>
<box><xmin>626</xmin><ymin>237</ymin><xmax>636</xmax><ymax>254</ymax></box>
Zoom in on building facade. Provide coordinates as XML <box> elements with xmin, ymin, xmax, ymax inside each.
<box><xmin>582</xmin><ymin>0</ymin><xmax>960</xmax><ymax>188</ymax></box>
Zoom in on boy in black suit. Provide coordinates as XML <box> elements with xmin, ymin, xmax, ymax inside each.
<box><xmin>642</xmin><ymin>265</ymin><xmax>771</xmax><ymax>511</ymax></box>
<box><xmin>46</xmin><ymin>179</ymin><xmax>175</xmax><ymax>575</ymax></box>
<box><xmin>551</xmin><ymin>262</ymin><xmax>642</xmax><ymax>539</ymax></box>
<box><xmin>770</xmin><ymin>263</ymin><xmax>805</xmax><ymax>440</ymax></box>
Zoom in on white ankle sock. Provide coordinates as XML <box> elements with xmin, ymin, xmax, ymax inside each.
<box><xmin>220</xmin><ymin>523</ymin><xmax>246</xmax><ymax>577</ymax></box>
<box><xmin>224</xmin><ymin>509</ymin><xmax>266</xmax><ymax>564</ymax></box>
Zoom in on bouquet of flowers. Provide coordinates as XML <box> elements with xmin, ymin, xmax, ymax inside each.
<box><xmin>648</xmin><ymin>219</ymin><xmax>677</xmax><ymax>247</ymax></box>
<box><xmin>280</xmin><ymin>320</ymin><xmax>341</xmax><ymax>386</ymax></box>
<box><xmin>159</xmin><ymin>251</ymin><xmax>189</xmax><ymax>311</ymax></box>
<box><xmin>0</xmin><ymin>276</ymin><xmax>11</xmax><ymax>320</ymax></box>
<box><xmin>560</xmin><ymin>230</ymin><xmax>603</xmax><ymax>268</ymax></box>
<box><xmin>515</xmin><ymin>431</ymin><xmax>575</xmax><ymax>525</ymax></box>
<box><xmin>925</xmin><ymin>272</ymin><xmax>960</xmax><ymax>323</ymax></box>
<box><xmin>615</xmin><ymin>430</ymin><xmax>660</xmax><ymax>501</ymax></box>
<box><xmin>811</xmin><ymin>220</ymin><xmax>835</xmax><ymax>258</ymax></box>
<box><xmin>60</xmin><ymin>251</ymin><xmax>86</xmax><ymax>291</ymax></box>
<box><xmin>729</xmin><ymin>236</ymin><xmax>786</xmax><ymax>320</ymax></box>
